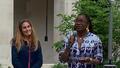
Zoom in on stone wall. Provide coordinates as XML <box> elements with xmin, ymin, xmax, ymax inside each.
<box><xmin>0</xmin><ymin>0</ymin><xmax>13</xmax><ymax>68</ymax></box>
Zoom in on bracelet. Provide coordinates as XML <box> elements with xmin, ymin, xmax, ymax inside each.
<box><xmin>89</xmin><ymin>58</ymin><xmax>93</xmax><ymax>62</ymax></box>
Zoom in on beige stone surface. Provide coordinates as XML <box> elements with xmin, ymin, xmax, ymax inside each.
<box><xmin>41</xmin><ymin>64</ymin><xmax>54</xmax><ymax>68</ymax></box>
<box><xmin>0</xmin><ymin>0</ymin><xmax>13</xmax><ymax>67</ymax></box>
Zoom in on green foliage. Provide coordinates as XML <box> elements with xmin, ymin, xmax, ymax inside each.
<box><xmin>56</xmin><ymin>14</ymin><xmax>76</xmax><ymax>35</ymax></box>
<box><xmin>112</xmin><ymin>0</ymin><xmax>120</xmax><ymax>64</ymax></box>
<box><xmin>52</xmin><ymin>40</ymin><xmax>64</xmax><ymax>52</ymax></box>
<box><xmin>114</xmin><ymin>61</ymin><xmax>120</xmax><ymax>68</ymax></box>
<box><xmin>0</xmin><ymin>64</ymin><xmax>2</xmax><ymax>68</ymax></box>
<box><xmin>52</xmin><ymin>63</ymin><xmax>67</xmax><ymax>68</ymax></box>
<box><xmin>112</xmin><ymin>1</ymin><xmax>120</xmax><ymax>45</ymax></box>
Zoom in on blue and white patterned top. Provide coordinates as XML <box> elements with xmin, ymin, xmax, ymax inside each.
<box><xmin>63</xmin><ymin>31</ymin><xmax>103</xmax><ymax>68</ymax></box>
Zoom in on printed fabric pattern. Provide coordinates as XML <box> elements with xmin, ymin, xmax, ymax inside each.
<box><xmin>63</xmin><ymin>31</ymin><xmax>103</xmax><ymax>68</ymax></box>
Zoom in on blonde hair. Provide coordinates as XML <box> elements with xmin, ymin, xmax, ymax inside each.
<box><xmin>13</xmin><ymin>19</ymin><xmax>38</xmax><ymax>52</ymax></box>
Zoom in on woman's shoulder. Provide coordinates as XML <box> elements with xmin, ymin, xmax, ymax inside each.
<box><xmin>10</xmin><ymin>38</ymin><xmax>16</xmax><ymax>46</ymax></box>
<box><xmin>87</xmin><ymin>32</ymin><xmax>101</xmax><ymax>42</ymax></box>
<box><xmin>37</xmin><ymin>40</ymin><xmax>41</xmax><ymax>47</ymax></box>
<box><xmin>37</xmin><ymin>40</ymin><xmax>40</xmax><ymax>44</ymax></box>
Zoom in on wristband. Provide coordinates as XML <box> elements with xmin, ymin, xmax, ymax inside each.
<box><xmin>89</xmin><ymin>58</ymin><xmax>93</xmax><ymax>62</ymax></box>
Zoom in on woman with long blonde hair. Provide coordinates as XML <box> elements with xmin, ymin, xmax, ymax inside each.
<box><xmin>11</xmin><ymin>19</ymin><xmax>43</xmax><ymax>68</ymax></box>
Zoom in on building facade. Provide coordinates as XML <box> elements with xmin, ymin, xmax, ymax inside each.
<box><xmin>0</xmin><ymin>0</ymin><xmax>76</xmax><ymax>68</ymax></box>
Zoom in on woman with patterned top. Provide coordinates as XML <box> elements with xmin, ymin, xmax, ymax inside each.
<box><xmin>59</xmin><ymin>13</ymin><xmax>103</xmax><ymax>68</ymax></box>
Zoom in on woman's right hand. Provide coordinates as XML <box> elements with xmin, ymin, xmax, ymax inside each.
<box><xmin>69</xmin><ymin>35</ymin><xmax>75</xmax><ymax>46</ymax></box>
<box><xmin>59</xmin><ymin>50</ymin><xmax>70</xmax><ymax>62</ymax></box>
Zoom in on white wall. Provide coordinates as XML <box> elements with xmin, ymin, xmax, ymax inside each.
<box><xmin>65</xmin><ymin>0</ymin><xmax>77</xmax><ymax>14</ymax></box>
<box><xmin>54</xmin><ymin>0</ymin><xmax>77</xmax><ymax>43</ymax></box>
<box><xmin>54</xmin><ymin>0</ymin><xmax>65</xmax><ymax>42</ymax></box>
<box><xmin>0</xmin><ymin>0</ymin><xmax>13</xmax><ymax>68</ymax></box>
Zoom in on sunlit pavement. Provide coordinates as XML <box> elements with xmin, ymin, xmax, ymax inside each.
<box><xmin>41</xmin><ymin>64</ymin><xmax>54</xmax><ymax>68</ymax></box>
<box><xmin>0</xmin><ymin>64</ymin><xmax>54</xmax><ymax>68</ymax></box>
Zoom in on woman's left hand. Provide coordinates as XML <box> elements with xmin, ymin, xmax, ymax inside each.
<box><xmin>84</xmin><ymin>57</ymin><xmax>91</xmax><ymax>62</ymax></box>
<box><xmin>84</xmin><ymin>57</ymin><xmax>101</xmax><ymax>64</ymax></box>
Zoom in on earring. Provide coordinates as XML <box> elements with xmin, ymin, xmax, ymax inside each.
<box><xmin>86</xmin><ymin>27</ymin><xmax>89</xmax><ymax>32</ymax></box>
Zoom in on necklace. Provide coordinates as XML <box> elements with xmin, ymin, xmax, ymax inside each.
<box><xmin>77</xmin><ymin>32</ymin><xmax>88</xmax><ymax>48</ymax></box>
<box><xmin>77</xmin><ymin>37</ymin><xmax>84</xmax><ymax>48</ymax></box>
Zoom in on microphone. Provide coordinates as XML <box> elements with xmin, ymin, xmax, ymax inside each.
<box><xmin>73</xmin><ymin>31</ymin><xmax>77</xmax><ymax>37</ymax></box>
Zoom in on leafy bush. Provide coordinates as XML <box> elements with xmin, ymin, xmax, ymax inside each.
<box><xmin>52</xmin><ymin>40</ymin><xmax>64</xmax><ymax>52</ymax></box>
<box><xmin>52</xmin><ymin>63</ymin><xmax>67</xmax><ymax>68</ymax></box>
<box><xmin>0</xmin><ymin>64</ymin><xmax>2</xmax><ymax>68</ymax></box>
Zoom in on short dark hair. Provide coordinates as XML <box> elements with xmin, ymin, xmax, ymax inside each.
<box><xmin>75</xmin><ymin>13</ymin><xmax>93</xmax><ymax>32</ymax></box>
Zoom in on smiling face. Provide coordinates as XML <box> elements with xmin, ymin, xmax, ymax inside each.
<box><xmin>21</xmin><ymin>22</ymin><xmax>32</xmax><ymax>37</ymax></box>
<box><xmin>74</xmin><ymin>15</ymin><xmax>89</xmax><ymax>32</ymax></box>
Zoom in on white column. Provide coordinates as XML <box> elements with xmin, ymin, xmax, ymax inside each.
<box><xmin>54</xmin><ymin>0</ymin><xmax>65</xmax><ymax>42</ymax></box>
<box><xmin>65</xmin><ymin>0</ymin><xmax>77</xmax><ymax>15</ymax></box>
<box><xmin>54</xmin><ymin>0</ymin><xmax>77</xmax><ymax>42</ymax></box>
<box><xmin>0</xmin><ymin>0</ymin><xmax>13</xmax><ymax>68</ymax></box>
